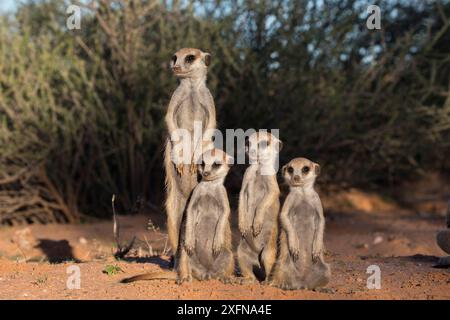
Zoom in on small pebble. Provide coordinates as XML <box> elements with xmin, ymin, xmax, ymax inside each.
<box><xmin>373</xmin><ymin>236</ymin><xmax>383</xmax><ymax>245</ymax></box>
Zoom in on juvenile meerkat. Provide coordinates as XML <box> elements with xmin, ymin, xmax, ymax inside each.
<box><xmin>269</xmin><ymin>157</ymin><xmax>330</xmax><ymax>290</ymax></box>
<box><xmin>122</xmin><ymin>149</ymin><xmax>233</xmax><ymax>284</ymax></box>
<box><xmin>178</xmin><ymin>148</ymin><xmax>234</xmax><ymax>283</ymax></box>
<box><xmin>237</xmin><ymin>132</ymin><xmax>282</xmax><ymax>283</ymax></box>
<box><xmin>435</xmin><ymin>201</ymin><xmax>450</xmax><ymax>267</ymax></box>
<box><xmin>164</xmin><ymin>48</ymin><xmax>216</xmax><ymax>258</ymax></box>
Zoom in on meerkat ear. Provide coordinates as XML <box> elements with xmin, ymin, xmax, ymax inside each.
<box><xmin>244</xmin><ymin>136</ymin><xmax>250</xmax><ymax>154</ymax></box>
<box><xmin>314</xmin><ymin>163</ymin><xmax>321</xmax><ymax>176</ymax></box>
<box><xmin>281</xmin><ymin>164</ymin><xmax>287</xmax><ymax>175</ymax></box>
<box><xmin>276</xmin><ymin>140</ymin><xmax>283</xmax><ymax>152</ymax></box>
<box><xmin>204</xmin><ymin>53</ymin><xmax>211</xmax><ymax>66</ymax></box>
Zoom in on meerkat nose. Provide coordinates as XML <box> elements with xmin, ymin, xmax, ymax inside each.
<box><xmin>172</xmin><ymin>65</ymin><xmax>181</xmax><ymax>72</ymax></box>
<box><xmin>203</xmin><ymin>172</ymin><xmax>210</xmax><ymax>177</ymax></box>
<box><xmin>293</xmin><ymin>175</ymin><xmax>300</xmax><ymax>183</ymax></box>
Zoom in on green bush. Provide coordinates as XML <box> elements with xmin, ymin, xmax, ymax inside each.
<box><xmin>0</xmin><ymin>0</ymin><xmax>449</xmax><ymax>224</ymax></box>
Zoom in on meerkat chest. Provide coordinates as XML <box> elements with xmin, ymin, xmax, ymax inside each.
<box><xmin>248</xmin><ymin>173</ymin><xmax>267</xmax><ymax>202</ymax></box>
<box><xmin>192</xmin><ymin>184</ymin><xmax>223</xmax><ymax>213</ymax></box>
<box><xmin>289</xmin><ymin>198</ymin><xmax>317</xmax><ymax>223</ymax></box>
<box><xmin>175</xmin><ymin>90</ymin><xmax>207</xmax><ymax>130</ymax></box>
<box><xmin>193</xmin><ymin>193</ymin><xmax>222</xmax><ymax>225</ymax></box>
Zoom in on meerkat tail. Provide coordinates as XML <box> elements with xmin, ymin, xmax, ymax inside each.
<box><xmin>120</xmin><ymin>271</ymin><xmax>177</xmax><ymax>283</ymax></box>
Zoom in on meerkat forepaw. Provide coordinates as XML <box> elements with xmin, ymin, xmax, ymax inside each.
<box><xmin>252</xmin><ymin>221</ymin><xmax>263</xmax><ymax>237</ymax></box>
<box><xmin>312</xmin><ymin>251</ymin><xmax>321</xmax><ymax>263</ymax></box>
<box><xmin>239</xmin><ymin>223</ymin><xmax>252</xmax><ymax>237</ymax></box>
<box><xmin>176</xmin><ymin>164</ymin><xmax>184</xmax><ymax>175</ymax></box>
<box><xmin>189</xmin><ymin>163</ymin><xmax>197</xmax><ymax>174</ymax></box>
<box><xmin>184</xmin><ymin>242</ymin><xmax>195</xmax><ymax>256</ymax></box>
<box><xmin>289</xmin><ymin>240</ymin><xmax>300</xmax><ymax>261</ymax></box>
<box><xmin>212</xmin><ymin>242</ymin><xmax>223</xmax><ymax>257</ymax></box>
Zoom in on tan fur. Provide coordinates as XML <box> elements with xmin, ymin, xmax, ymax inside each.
<box><xmin>269</xmin><ymin>157</ymin><xmax>331</xmax><ymax>290</ymax></box>
<box><xmin>123</xmin><ymin>149</ymin><xmax>234</xmax><ymax>284</ymax></box>
<box><xmin>164</xmin><ymin>48</ymin><xmax>216</xmax><ymax>257</ymax></box>
<box><xmin>237</xmin><ymin>132</ymin><xmax>281</xmax><ymax>283</ymax></box>
<box><xmin>180</xmin><ymin>149</ymin><xmax>234</xmax><ymax>283</ymax></box>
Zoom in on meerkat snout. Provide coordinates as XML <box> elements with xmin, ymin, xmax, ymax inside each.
<box><xmin>246</xmin><ymin>132</ymin><xmax>282</xmax><ymax>164</ymax></box>
<box><xmin>202</xmin><ymin>171</ymin><xmax>210</xmax><ymax>177</ymax></box>
<box><xmin>170</xmin><ymin>48</ymin><xmax>211</xmax><ymax>78</ymax></box>
<box><xmin>198</xmin><ymin>149</ymin><xmax>233</xmax><ymax>181</ymax></box>
<box><xmin>282</xmin><ymin>157</ymin><xmax>320</xmax><ymax>188</ymax></box>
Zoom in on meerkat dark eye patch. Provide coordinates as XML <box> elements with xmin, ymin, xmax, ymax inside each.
<box><xmin>302</xmin><ymin>166</ymin><xmax>310</xmax><ymax>174</ymax></box>
<box><xmin>212</xmin><ymin>162</ymin><xmax>221</xmax><ymax>169</ymax></box>
<box><xmin>201</xmin><ymin>160</ymin><xmax>205</xmax><ymax>168</ymax></box>
<box><xmin>172</xmin><ymin>55</ymin><xmax>177</xmax><ymax>63</ymax></box>
<box><xmin>185</xmin><ymin>54</ymin><xmax>196</xmax><ymax>64</ymax></box>
<box><xmin>287</xmin><ymin>166</ymin><xmax>294</xmax><ymax>174</ymax></box>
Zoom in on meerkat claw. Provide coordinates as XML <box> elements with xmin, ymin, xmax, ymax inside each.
<box><xmin>176</xmin><ymin>164</ymin><xmax>184</xmax><ymax>175</ymax></box>
<box><xmin>219</xmin><ymin>276</ymin><xmax>232</xmax><ymax>284</ymax></box>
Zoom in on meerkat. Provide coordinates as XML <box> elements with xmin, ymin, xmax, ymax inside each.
<box><xmin>269</xmin><ymin>157</ymin><xmax>331</xmax><ymax>290</ymax></box>
<box><xmin>122</xmin><ymin>149</ymin><xmax>233</xmax><ymax>284</ymax></box>
<box><xmin>237</xmin><ymin>132</ymin><xmax>282</xmax><ymax>283</ymax></box>
<box><xmin>164</xmin><ymin>48</ymin><xmax>216</xmax><ymax>259</ymax></box>
<box><xmin>178</xmin><ymin>148</ymin><xmax>234</xmax><ymax>283</ymax></box>
<box><xmin>435</xmin><ymin>200</ymin><xmax>450</xmax><ymax>267</ymax></box>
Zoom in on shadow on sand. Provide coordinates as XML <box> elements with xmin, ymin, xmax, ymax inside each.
<box><xmin>35</xmin><ymin>239</ymin><xmax>80</xmax><ymax>263</ymax></box>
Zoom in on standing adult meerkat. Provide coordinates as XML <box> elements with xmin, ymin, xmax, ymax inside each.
<box><xmin>179</xmin><ymin>148</ymin><xmax>234</xmax><ymax>283</ymax></box>
<box><xmin>164</xmin><ymin>48</ymin><xmax>216</xmax><ymax>258</ymax></box>
<box><xmin>435</xmin><ymin>201</ymin><xmax>450</xmax><ymax>267</ymax></box>
<box><xmin>269</xmin><ymin>157</ymin><xmax>331</xmax><ymax>290</ymax></box>
<box><xmin>122</xmin><ymin>149</ymin><xmax>233</xmax><ymax>284</ymax></box>
<box><xmin>237</xmin><ymin>132</ymin><xmax>282</xmax><ymax>283</ymax></box>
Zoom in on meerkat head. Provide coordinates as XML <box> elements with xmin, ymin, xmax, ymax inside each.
<box><xmin>246</xmin><ymin>131</ymin><xmax>283</xmax><ymax>165</ymax></box>
<box><xmin>170</xmin><ymin>48</ymin><xmax>211</xmax><ymax>79</ymax></box>
<box><xmin>282</xmin><ymin>157</ymin><xmax>320</xmax><ymax>189</ymax></box>
<box><xmin>198</xmin><ymin>148</ymin><xmax>233</xmax><ymax>182</ymax></box>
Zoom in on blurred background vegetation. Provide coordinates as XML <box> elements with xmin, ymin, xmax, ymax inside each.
<box><xmin>0</xmin><ymin>0</ymin><xmax>449</xmax><ymax>224</ymax></box>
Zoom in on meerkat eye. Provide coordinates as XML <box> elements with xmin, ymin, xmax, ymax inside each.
<box><xmin>185</xmin><ymin>54</ymin><xmax>195</xmax><ymax>64</ymax></box>
<box><xmin>302</xmin><ymin>166</ymin><xmax>310</xmax><ymax>174</ymax></box>
<box><xmin>212</xmin><ymin>162</ymin><xmax>221</xmax><ymax>169</ymax></box>
<box><xmin>201</xmin><ymin>160</ymin><xmax>205</xmax><ymax>168</ymax></box>
<box><xmin>171</xmin><ymin>55</ymin><xmax>177</xmax><ymax>63</ymax></box>
<box><xmin>287</xmin><ymin>166</ymin><xmax>294</xmax><ymax>174</ymax></box>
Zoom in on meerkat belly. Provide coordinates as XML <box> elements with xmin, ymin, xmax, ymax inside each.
<box><xmin>194</xmin><ymin>194</ymin><xmax>221</xmax><ymax>267</ymax></box>
<box><xmin>246</xmin><ymin>177</ymin><xmax>266</xmax><ymax>219</ymax></box>
<box><xmin>291</xmin><ymin>201</ymin><xmax>317</xmax><ymax>257</ymax></box>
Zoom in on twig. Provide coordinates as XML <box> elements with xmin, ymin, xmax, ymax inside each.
<box><xmin>112</xmin><ymin>194</ymin><xmax>136</xmax><ymax>259</ymax></box>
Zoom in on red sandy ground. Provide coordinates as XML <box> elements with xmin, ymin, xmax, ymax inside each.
<box><xmin>0</xmin><ymin>184</ymin><xmax>449</xmax><ymax>300</ymax></box>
